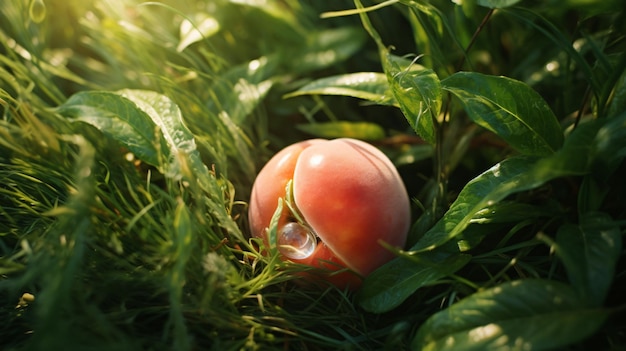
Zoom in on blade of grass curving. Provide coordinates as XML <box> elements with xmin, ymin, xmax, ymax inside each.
<box><xmin>442</xmin><ymin>72</ymin><xmax>564</xmax><ymax>156</ymax></box>
<box><xmin>411</xmin><ymin>279</ymin><xmax>610</xmax><ymax>351</ymax></box>
<box><xmin>503</xmin><ymin>7</ymin><xmax>600</xmax><ymax>98</ymax></box>
<box><xmin>354</xmin><ymin>0</ymin><xmax>385</xmax><ymax>50</ymax></box>
<box><xmin>164</xmin><ymin>199</ymin><xmax>193</xmax><ymax>351</ymax></box>
<box><xmin>322</xmin><ymin>0</ymin><xmax>398</xmax><ymax>19</ymax></box>
<box><xmin>398</xmin><ymin>0</ymin><xmax>468</xmax><ymax>72</ymax></box>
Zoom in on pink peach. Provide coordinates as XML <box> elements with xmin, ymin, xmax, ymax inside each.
<box><xmin>248</xmin><ymin>138</ymin><xmax>410</xmax><ymax>288</ymax></box>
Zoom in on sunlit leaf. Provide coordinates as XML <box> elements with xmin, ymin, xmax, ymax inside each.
<box><xmin>555</xmin><ymin>212</ymin><xmax>622</xmax><ymax>305</ymax></box>
<box><xmin>358</xmin><ymin>251</ymin><xmax>471</xmax><ymax>313</ymax></box>
<box><xmin>384</xmin><ymin>53</ymin><xmax>441</xmax><ymax>144</ymax></box>
<box><xmin>442</xmin><ymin>72</ymin><xmax>563</xmax><ymax>156</ymax></box>
<box><xmin>116</xmin><ymin>89</ymin><xmax>203</xmax><ymax>179</ymax></box>
<box><xmin>57</xmin><ymin>91</ymin><xmax>168</xmax><ymax>170</ymax></box>
<box><xmin>177</xmin><ymin>13</ymin><xmax>220</xmax><ymax>52</ymax></box>
<box><xmin>296</xmin><ymin>121</ymin><xmax>386</xmax><ymax>141</ymax></box>
<box><xmin>476</xmin><ymin>0</ymin><xmax>521</xmax><ymax>8</ymax></box>
<box><xmin>412</xmin><ymin>279</ymin><xmax>609</xmax><ymax>351</ymax></box>
<box><xmin>285</xmin><ymin>72</ymin><xmax>396</xmax><ymax>106</ymax></box>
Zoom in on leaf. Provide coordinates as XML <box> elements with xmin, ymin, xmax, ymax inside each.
<box><xmin>177</xmin><ymin>13</ymin><xmax>220</xmax><ymax>52</ymax></box>
<box><xmin>411</xmin><ymin>155</ymin><xmax>541</xmax><ymax>252</ymax></box>
<box><xmin>358</xmin><ymin>251</ymin><xmax>471</xmax><ymax>313</ymax></box>
<box><xmin>372</xmin><ymin>117</ymin><xmax>624</xmax><ymax>311</ymax></box>
<box><xmin>116</xmin><ymin>89</ymin><xmax>203</xmax><ymax>179</ymax></box>
<box><xmin>411</xmin><ymin>116</ymin><xmax>605</xmax><ymax>252</ymax></box>
<box><xmin>476</xmin><ymin>0</ymin><xmax>522</xmax><ymax>8</ymax></box>
<box><xmin>296</xmin><ymin>121</ymin><xmax>386</xmax><ymax>141</ymax></box>
<box><xmin>442</xmin><ymin>72</ymin><xmax>563</xmax><ymax>156</ymax></box>
<box><xmin>412</xmin><ymin>279</ymin><xmax>609</xmax><ymax>351</ymax></box>
<box><xmin>606</xmin><ymin>56</ymin><xmax>626</xmax><ymax>117</ymax></box>
<box><xmin>57</xmin><ymin>91</ymin><xmax>169</xmax><ymax>170</ymax></box>
<box><xmin>285</xmin><ymin>72</ymin><xmax>396</xmax><ymax>106</ymax></box>
<box><xmin>206</xmin><ymin>56</ymin><xmax>277</xmax><ymax>124</ymax></box>
<box><xmin>286</xmin><ymin>27</ymin><xmax>367</xmax><ymax>74</ymax></box>
<box><xmin>384</xmin><ymin>53</ymin><xmax>441</xmax><ymax>144</ymax></box>
<box><xmin>470</xmin><ymin>201</ymin><xmax>558</xmax><ymax>225</ymax></box>
<box><xmin>555</xmin><ymin>212</ymin><xmax>622</xmax><ymax>305</ymax></box>
<box><xmin>590</xmin><ymin>110</ymin><xmax>626</xmax><ymax>176</ymax></box>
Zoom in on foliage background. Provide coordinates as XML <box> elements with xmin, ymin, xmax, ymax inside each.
<box><xmin>1</xmin><ymin>0</ymin><xmax>625</xmax><ymax>350</ymax></box>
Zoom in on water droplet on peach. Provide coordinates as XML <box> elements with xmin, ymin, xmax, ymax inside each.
<box><xmin>278</xmin><ymin>222</ymin><xmax>316</xmax><ymax>260</ymax></box>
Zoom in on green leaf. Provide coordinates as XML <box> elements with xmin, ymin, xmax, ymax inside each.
<box><xmin>116</xmin><ymin>89</ymin><xmax>204</xmax><ymax>179</ymax></box>
<box><xmin>285</xmin><ymin>72</ymin><xmax>396</xmax><ymax>106</ymax></box>
<box><xmin>412</xmin><ymin>279</ymin><xmax>609</xmax><ymax>351</ymax></box>
<box><xmin>287</xmin><ymin>27</ymin><xmax>367</xmax><ymax>74</ymax></box>
<box><xmin>296</xmin><ymin>121</ymin><xmax>386</xmax><ymax>141</ymax></box>
<box><xmin>411</xmin><ymin>115</ymin><xmax>606</xmax><ymax>252</ymax></box>
<box><xmin>177</xmin><ymin>13</ymin><xmax>220</xmax><ymax>52</ymax></box>
<box><xmin>470</xmin><ymin>201</ymin><xmax>558</xmax><ymax>224</ymax></box>
<box><xmin>384</xmin><ymin>117</ymin><xmax>622</xmax><ymax>308</ymax></box>
<box><xmin>442</xmin><ymin>72</ymin><xmax>564</xmax><ymax>156</ymax></box>
<box><xmin>384</xmin><ymin>53</ymin><xmax>441</xmax><ymax>144</ymax></box>
<box><xmin>607</xmin><ymin>63</ymin><xmax>626</xmax><ymax>117</ymax></box>
<box><xmin>411</xmin><ymin>155</ymin><xmax>541</xmax><ymax>252</ymax></box>
<box><xmin>590</xmin><ymin>110</ymin><xmax>626</xmax><ymax>176</ymax></box>
<box><xmin>358</xmin><ymin>251</ymin><xmax>471</xmax><ymax>313</ymax></box>
<box><xmin>555</xmin><ymin>213</ymin><xmax>622</xmax><ymax>305</ymax></box>
<box><xmin>57</xmin><ymin>91</ymin><xmax>169</xmax><ymax>170</ymax></box>
<box><xmin>476</xmin><ymin>0</ymin><xmax>521</xmax><ymax>8</ymax></box>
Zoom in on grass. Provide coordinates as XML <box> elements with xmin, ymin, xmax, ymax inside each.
<box><xmin>2</xmin><ymin>0</ymin><xmax>626</xmax><ymax>350</ymax></box>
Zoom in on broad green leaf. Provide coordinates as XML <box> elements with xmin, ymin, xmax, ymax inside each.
<box><xmin>442</xmin><ymin>72</ymin><xmax>564</xmax><ymax>156</ymax></box>
<box><xmin>412</xmin><ymin>279</ymin><xmax>609</xmax><ymax>351</ymax></box>
<box><xmin>384</xmin><ymin>53</ymin><xmax>441</xmax><ymax>144</ymax></box>
<box><xmin>476</xmin><ymin>0</ymin><xmax>521</xmax><ymax>8</ymax></box>
<box><xmin>177</xmin><ymin>13</ymin><xmax>220</xmax><ymax>52</ymax></box>
<box><xmin>411</xmin><ymin>116</ymin><xmax>608</xmax><ymax>252</ymax></box>
<box><xmin>285</xmin><ymin>72</ymin><xmax>396</xmax><ymax>106</ymax></box>
<box><xmin>555</xmin><ymin>213</ymin><xmax>622</xmax><ymax>305</ymax></box>
<box><xmin>358</xmin><ymin>251</ymin><xmax>471</xmax><ymax>313</ymax></box>
<box><xmin>296</xmin><ymin>121</ymin><xmax>386</xmax><ymax>141</ymax></box>
<box><xmin>57</xmin><ymin>91</ymin><xmax>169</xmax><ymax>170</ymax></box>
<box><xmin>389</xmin><ymin>117</ymin><xmax>625</xmax><ymax>311</ymax></box>
<box><xmin>116</xmin><ymin>89</ymin><xmax>203</xmax><ymax>179</ymax></box>
<box><xmin>411</xmin><ymin>155</ymin><xmax>540</xmax><ymax>252</ymax></box>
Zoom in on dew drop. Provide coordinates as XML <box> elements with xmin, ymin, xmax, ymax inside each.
<box><xmin>278</xmin><ymin>222</ymin><xmax>317</xmax><ymax>260</ymax></box>
<box><xmin>29</xmin><ymin>0</ymin><xmax>46</xmax><ymax>24</ymax></box>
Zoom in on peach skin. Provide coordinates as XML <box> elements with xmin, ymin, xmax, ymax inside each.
<box><xmin>249</xmin><ymin>138</ymin><xmax>410</xmax><ymax>289</ymax></box>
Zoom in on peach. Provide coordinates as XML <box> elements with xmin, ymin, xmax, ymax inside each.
<box><xmin>248</xmin><ymin>138</ymin><xmax>411</xmax><ymax>289</ymax></box>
